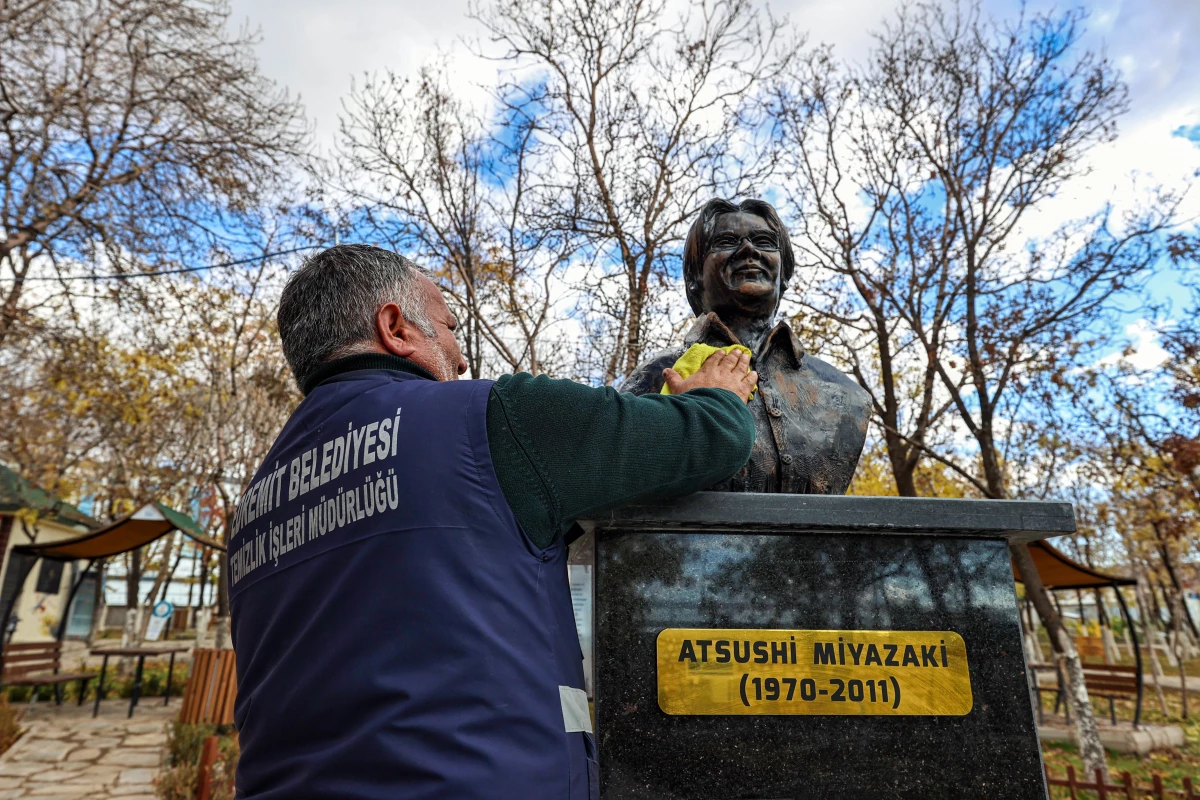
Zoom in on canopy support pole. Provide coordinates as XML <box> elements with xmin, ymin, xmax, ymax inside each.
<box><xmin>1114</xmin><ymin>584</ymin><xmax>1143</xmax><ymax>728</ymax></box>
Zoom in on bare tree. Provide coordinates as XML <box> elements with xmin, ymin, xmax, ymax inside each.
<box><xmin>0</xmin><ymin>0</ymin><xmax>308</xmax><ymax>345</ymax></box>
<box><xmin>167</xmin><ymin>254</ymin><xmax>301</xmax><ymax>648</ymax></box>
<box><xmin>471</xmin><ymin>0</ymin><xmax>797</xmax><ymax>382</ymax></box>
<box><xmin>772</xmin><ymin>0</ymin><xmax>1199</xmax><ymax>773</ymax></box>
<box><xmin>771</xmin><ymin>47</ymin><xmax>964</xmax><ymax>497</ymax></box>
<box><xmin>335</xmin><ymin>65</ymin><xmax>573</xmax><ymax>377</ymax></box>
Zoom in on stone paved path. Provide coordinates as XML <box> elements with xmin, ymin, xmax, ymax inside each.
<box><xmin>0</xmin><ymin>699</ymin><xmax>173</xmax><ymax>799</ymax></box>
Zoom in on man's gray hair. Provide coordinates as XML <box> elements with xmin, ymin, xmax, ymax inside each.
<box><xmin>278</xmin><ymin>244</ymin><xmax>435</xmax><ymax>389</ymax></box>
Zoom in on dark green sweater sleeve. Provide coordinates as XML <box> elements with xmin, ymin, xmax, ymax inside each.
<box><xmin>485</xmin><ymin>374</ymin><xmax>755</xmax><ymax>549</ymax></box>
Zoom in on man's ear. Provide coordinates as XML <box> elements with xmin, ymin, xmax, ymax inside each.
<box><xmin>377</xmin><ymin>302</ymin><xmax>419</xmax><ymax>358</ymax></box>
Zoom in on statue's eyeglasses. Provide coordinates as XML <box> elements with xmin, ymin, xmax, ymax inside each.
<box><xmin>709</xmin><ymin>233</ymin><xmax>780</xmax><ymax>253</ymax></box>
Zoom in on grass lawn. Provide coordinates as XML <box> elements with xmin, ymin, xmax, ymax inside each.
<box><xmin>1040</xmin><ymin>688</ymin><xmax>1200</xmax><ymax>797</ymax></box>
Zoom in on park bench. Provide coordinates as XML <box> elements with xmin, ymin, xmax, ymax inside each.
<box><xmin>1</xmin><ymin>642</ymin><xmax>94</xmax><ymax>706</ymax></box>
<box><xmin>179</xmin><ymin>648</ymin><xmax>237</xmax><ymax>726</ymax></box>
<box><xmin>1033</xmin><ymin>661</ymin><xmax>1142</xmax><ymax>726</ymax></box>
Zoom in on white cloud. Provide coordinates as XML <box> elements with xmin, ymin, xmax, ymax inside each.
<box><xmin>1096</xmin><ymin>318</ymin><xmax>1171</xmax><ymax>371</ymax></box>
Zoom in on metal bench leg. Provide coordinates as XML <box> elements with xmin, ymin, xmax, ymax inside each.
<box><xmin>53</xmin><ymin>683</ymin><xmax>62</xmax><ymax>706</ymax></box>
<box><xmin>1109</xmin><ymin>697</ymin><xmax>1116</xmax><ymax>726</ymax></box>
<box><xmin>128</xmin><ymin>655</ymin><xmax>145</xmax><ymax>718</ymax></box>
<box><xmin>165</xmin><ymin>652</ymin><xmax>176</xmax><ymax>706</ymax></box>
<box><xmin>77</xmin><ymin>678</ymin><xmax>87</xmax><ymax>707</ymax></box>
<box><xmin>93</xmin><ymin>655</ymin><xmax>109</xmax><ymax>718</ymax></box>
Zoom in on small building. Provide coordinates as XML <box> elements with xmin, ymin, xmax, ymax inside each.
<box><xmin>0</xmin><ymin>465</ymin><xmax>101</xmax><ymax>642</ymax></box>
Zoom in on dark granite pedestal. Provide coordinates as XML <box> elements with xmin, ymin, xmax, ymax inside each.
<box><xmin>580</xmin><ymin>493</ymin><xmax>1074</xmax><ymax>800</ymax></box>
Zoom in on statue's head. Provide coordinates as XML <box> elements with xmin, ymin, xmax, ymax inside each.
<box><xmin>683</xmin><ymin>198</ymin><xmax>795</xmax><ymax>320</ymax></box>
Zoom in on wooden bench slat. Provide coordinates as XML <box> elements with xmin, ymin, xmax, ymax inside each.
<box><xmin>1</xmin><ymin>643</ymin><xmax>62</xmax><ymax>653</ymax></box>
<box><xmin>2</xmin><ymin>652</ymin><xmax>61</xmax><ymax>665</ymax></box>
<box><xmin>1086</xmin><ymin>685</ymin><xmax>1138</xmax><ymax>694</ymax></box>
<box><xmin>5</xmin><ymin>672</ymin><xmax>92</xmax><ymax>686</ymax></box>
<box><xmin>3</xmin><ymin>664</ymin><xmax>61</xmax><ymax>677</ymax></box>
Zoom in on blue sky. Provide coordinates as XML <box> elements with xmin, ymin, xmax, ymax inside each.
<box><xmin>226</xmin><ymin>0</ymin><xmax>1200</xmax><ymax>363</ymax></box>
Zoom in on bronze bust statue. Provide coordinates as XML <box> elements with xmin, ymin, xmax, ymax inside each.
<box><xmin>623</xmin><ymin>198</ymin><xmax>871</xmax><ymax>494</ymax></box>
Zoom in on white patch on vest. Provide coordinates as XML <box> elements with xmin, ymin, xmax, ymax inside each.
<box><xmin>559</xmin><ymin>686</ymin><xmax>592</xmax><ymax>733</ymax></box>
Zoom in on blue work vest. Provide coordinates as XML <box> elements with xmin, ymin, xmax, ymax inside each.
<box><xmin>228</xmin><ymin>368</ymin><xmax>596</xmax><ymax>799</ymax></box>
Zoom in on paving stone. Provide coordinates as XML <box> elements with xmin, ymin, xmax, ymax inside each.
<box><xmin>98</xmin><ymin>751</ymin><xmax>159</xmax><ymax>767</ymax></box>
<box><xmin>30</xmin><ymin>729</ymin><xmax>68</xmax><ymax>739</ymax></box>
<box><xmin>76</xmin><ymin>737</ymin><xmax>120</xmax><ymax>748</ymax></box>
<box><xmin>30</xmin><ymin>768</ymin><xmax>90</xmax><ymax>783</ymax></box>
<box><xmin>14</xmin><ymin>739</ymin><xmax>73</xmax><ymax>762</ymax></box>
<box><xmin>58</xmin><ymin>786</ymin><xmax>110</xmax><ymax>794</ymax></box>
<box><xmin>118</xmin><ymin>734</ymin><xmax>165</xmax><ymax>748</ymax></box>
<box><xmin>65</xmin><ymin>721</ymin><xmax>110</xmax><ymax>732</ymax></box>
<box><xmin>109</xmin><ymin>788</ymin><xmax>157</xmax><ymax>797</ymax></box>
<box><xmin>64</xmin><ymin>748</ymin><xmax>101</xmax><ymax>762</ymax></box>
<box><xmin>0</xmin><ymin>762</ymin><xmax>44</xmax><ymax>776</ymax></box>
<box><xmin>33</xmin><ymin>761</ymin><xmax>92</xmax><ymax>777</ymax></box>
<box><xmin>121</xmin><ymin>723</ymin><xmax>164</xmax><ymax>736</ymax></box>
<box><xmin>63</xmin><ymin>775</ymin><xmax>116</xmax><ymax>787</ymax></box>
<box><xmin>0</xmin><ymin>791</ymin><xmax>21</xmax><ymax>800</ymax></box>
<box><xmin>28</xmin><ymin>787</ymin><xmax>95</xmax><ymax>798</ymax></box>
<box><xmin>116</xmin><ymin>767</ymin><xmax>155</xmax><ymax>785</ymax></box>
<box><xmin>0</xmin><ymin>778</ymin><xmax>18</xmax><ymax>789</ymax></box>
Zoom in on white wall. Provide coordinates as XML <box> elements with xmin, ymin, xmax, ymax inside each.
<box><xmin>2</xmin><ymin>516</ymin><xmax>91</xmax><ymax>643</ymax></box>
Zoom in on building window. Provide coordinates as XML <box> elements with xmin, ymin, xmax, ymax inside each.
<box><xmin>35</xmin><ymin>560</ymin><xmax>63</xmax><ymax>594</ymax></box>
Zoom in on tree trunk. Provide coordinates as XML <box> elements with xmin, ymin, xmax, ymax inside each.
<box><xmin>1154</xmin><ymin>524</ymin><xmax>1200</xmax><ymax>640</ymax></box>
<box><xmin>197</xmin><ymin>548</ymin><xmax>209</xmax><ymax>608</ymax></box>
<box><xmin>1012</xmin><ymin>542</ymin><xmax>1106</xmax><ymax>776</ymax></box>
<box><xmin>624</xmin><ymin>274</ymin><xmax>646</xmax><ymax>377</ymax></box>
<box><xmin>1024</xmin><ymin>598</ymin><xmax>1046</xmax><ymax>663</ymax></box>
<box><xmin>140</xmin><ymin>535</ymin><xmax>175</xmax><ymax>638</ymax></box>
<box><xmin>213</xmin><ymin>552</ymin><xmax>231</xmax><ymax>650</ymax></box>
<box><xmin>120</xmin><ymin>549</ymin><xmax>143</xmax><ymax>671</ymax></box>
<box><xmin>88</xmin><ymin>559</ymin><xmax>107</xmax><ymax>647</ymax></box>
<box><xmin>1138</xmin><ymin>580</ymin><xmax>1170</xmax><ymax>716</ymax></box>
<box><xmin>881</xmin><ymin>427</ymin><xmax>919</xmax><ymax>497</ymax></box>
<box><xmin>1177</xmin><ymin>590</ymin><xmax>1190</xmax><ymax>720</ymax></box>
<box><xmin>1095</xmin><ymin>589</ymin><xmax>1120</xmax><ymax>663</ymax></box>
<box><xmin>159</xmin><ymin>535</ymin><xmax>187</xmax><ymax>602</ymax></box>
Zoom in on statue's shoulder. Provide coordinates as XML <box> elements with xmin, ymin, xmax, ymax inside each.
<box><xmin>799</xmin><ymin>354</ymin><xmax>872</xmax><ymax>422</ymax></box>
<box><xmin>621</xmin><ymin>348</ymin><xmax>685</xmax><ymax>395</ymax></box>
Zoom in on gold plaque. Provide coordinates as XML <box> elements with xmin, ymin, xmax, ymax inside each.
<box><xmin>656</xmin><ymin>629</ymin><xmax>972</xmax><ymax>716</ymax></box>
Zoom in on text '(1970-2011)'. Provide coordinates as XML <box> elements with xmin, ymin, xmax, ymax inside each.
<box><xmin>656</xmin><ymin>628</ymin><xmax>973</xmax><ymax>717</ymax></box>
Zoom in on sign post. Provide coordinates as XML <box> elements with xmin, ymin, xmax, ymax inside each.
<box><xmin>144</xmin><ymin>600</ymin><xmax>174</xmax><ymax>642</ymax></box>
<box><xmin>581</xmin><ymin>492</ymin><xmax>1073</xmax><ymax>799</ymax></box>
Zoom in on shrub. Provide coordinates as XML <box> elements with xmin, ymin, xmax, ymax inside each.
<box><xmin>0</xmin><ymin>697</ymin><xmax>21</xmax><ymax>755</ymax></box>
<box><xmin>3</xmin><ymin>660</ymin><xmax>188</xmax><ymax>704</ymax></box>
<box><xmin>155</xmin><ymin>720</ymin><xmax>238</xmax><ymax>800</ymax></box>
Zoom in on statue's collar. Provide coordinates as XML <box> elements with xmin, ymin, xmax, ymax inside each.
<box><xmin>683</xmin><ymin>312</ymin><xmax>805</xmax><ymax>365</ymax></box>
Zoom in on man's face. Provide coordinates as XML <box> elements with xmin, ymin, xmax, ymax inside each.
<box><xmin>694</xmin><ymin>211</ymin><xmax>782</xmax><ymax>320</ymax></box>
<box><xmin>416</xmin><ymin>277</ymin><xmax>468</xmax><ymax>381</ymax></box>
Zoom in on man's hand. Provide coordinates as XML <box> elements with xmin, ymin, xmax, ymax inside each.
<box><xmin>663</xmin><ymin>349</ymin><xmax>757</xmax><ymax>403</ymax></box>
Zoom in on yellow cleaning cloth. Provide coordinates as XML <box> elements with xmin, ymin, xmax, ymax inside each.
<box><xmin>660</xmin><ymin>343</ymin><xmax>757</xmax><ymax>399</ymax></box>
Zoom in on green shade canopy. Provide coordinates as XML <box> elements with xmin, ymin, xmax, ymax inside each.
<box><xmin>0</xmin><ymin>465</ymin><xmax>99</xmax><ymax>530</ymax></box>
<box><xmin>11</xmin><ymin>502</ymin><xmax>224</xmax><ymax>560</ymax></box>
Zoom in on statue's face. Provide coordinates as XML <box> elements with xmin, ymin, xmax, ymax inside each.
<box><xmin>694</xmin><ymin>211</ymin><xmax>783</xmax><ymax>320</ymax></box>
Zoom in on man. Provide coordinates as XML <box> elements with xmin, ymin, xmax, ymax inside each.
<box><xmin>228</xmin><ymin>244</ymin><xmax>757</xmax><ymax>799</ymax></box>
<box><xmin>624</xmin><ymin>198</ymin><xmax>871</xmax><ymax>494</ymax></box>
